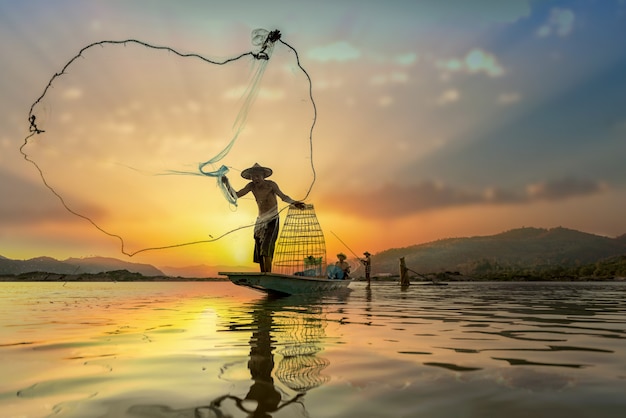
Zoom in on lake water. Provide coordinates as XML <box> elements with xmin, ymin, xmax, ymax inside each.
<box><xmin>1</xmin><ymin>281</ymin><xmax>625</xmax><ymax>418</ymax></box>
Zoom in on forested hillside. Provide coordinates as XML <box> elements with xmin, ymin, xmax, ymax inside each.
<box><xmin>369</xmin><ymin>227</ymin><xmax>626</xmax><ymax>279</ymax></box>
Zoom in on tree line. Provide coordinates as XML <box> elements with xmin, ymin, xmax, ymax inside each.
<box><xmin>453</xmin><ymin>255</ymin><xmax>626</xmax><ymax>281</ymax></box>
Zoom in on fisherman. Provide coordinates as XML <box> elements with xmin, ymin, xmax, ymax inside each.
<box><xmin>222</xmin><ymin>163</ymin><xmax>305</xmax><ymax>273</ymax></box>
<box><xmin>336</xmin><ymin>253</ymin><xmax>351</xmax><ymax>279</ymax></box>
<box><xmin>335</xmin><ymin>253</ymin><xmax>350</xmax><ymax>280</ymax></box>
<box><xmin>361</xmin><ymin>251</ymin><xmax>372</xmax><ymax>282</ymax></box>
<box><xmin>327</xmin><ymin>252</ymin><xmax>350</xmax><ymax>280</ymax></box>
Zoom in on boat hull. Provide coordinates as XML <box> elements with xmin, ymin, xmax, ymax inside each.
<box><xmin>219</xmin><ymin>272</ymin><xmax>351</xmax><ymax>296</ymax></box>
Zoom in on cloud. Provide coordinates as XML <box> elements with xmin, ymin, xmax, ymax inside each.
<box><xmin>378</xmin><ymin>96</ymin><xmax>393</xmax><ymax>107</ymax></box>
<box><xmin>102</xmin><ymin>121</ymin><xmax>136</xmax><ymax>135</ymax></box>
<box><xmin>394</xmin><ymin>52</ymin><xmax>418</xmax><ymax>66</ymax></box>
<box><xmin>223</xmin><ymin>85</ymin><xmax>285</xmax><ymax>101</ymax></box>
<box><xmin>537</xmin><ymin>8</ymin><xmax>575</xmax><ymax>38</ymax></box>
<box><xmin>437</xmin><ymin>88</ymin><xmax>460</xmax><ymax>106</ymax></box>
<box><xmin>497</xmin><ymin>92</ymin><xmax>521</xmax><ymax>105</ymax></box>
<box><xmin>320</xmin><ymin>181</ymin><xmax>480</xmax><ymax>218</ymax></box>
<box><xmin>307</xmin><ymin>41</ymin><xmax>361</xmax><ymax>62</ymax></box>
<box><xmin>526</xmin><ymin>178</ymin><xmax>606</xmax><ymax>200</ymax></box>
<box><xmin>438</xmin><ymin>49</ymin><xmax>504</xmax><ymax>77</ymax></box>
<box><xmin>0</xmin><ymin>169</ymin><xmax>104</xmax><ymax>225</ymax></box>
<box><xmin>319</xmin><ymin>177</ymin><xmax>607</xmax><ymax>219</ymax></box>
<box><xmin>369</xmin><ymin>71</ymin><xmax>409</xmax><ymax>86</ymax></box>
<box><xmin>63</xmin><ymin>88</ymin><xmax>83</xmax><ymax>100</ymax></box>
<box><xmin>465</xmin><ymin>49</ymin><xmax>505</xmax><ymax>76</ymax></box>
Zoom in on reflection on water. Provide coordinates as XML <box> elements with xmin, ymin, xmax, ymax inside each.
<box><xmin>200</xmin><ymin>295</ymin><xmax>332</xmax><ymax>417</ymax></box>
<box><xmin>1</xmin><ymin>281</ymin><xmax>625</xmax><ymax>418</ymax></box>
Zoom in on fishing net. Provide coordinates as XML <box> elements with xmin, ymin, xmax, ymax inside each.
<box><xmin>20</xmin><ymin>29</ymin><xmax>316</xmax><ymax>256</ymax></box>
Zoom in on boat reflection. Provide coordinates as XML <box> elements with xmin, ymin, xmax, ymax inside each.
<box><xmin>202</xmin><ymin>294</ymin><xmax>331</xmax><ymax>417</ymax></box>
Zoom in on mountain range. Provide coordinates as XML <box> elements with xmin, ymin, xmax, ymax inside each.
<box><xmin>370</xmin><ymin>227</ymin><xmax>626</xmax><ymax>276</ymax></box>
<box><xmin>0</xmin><ymin>255</ymin><xmax>256</xmax><ymax>278</ymax></box>
<box><xmin>0</xmin><ymin>255</ymin><xmax>165</xmax><ymax>277</ymax></box>
<box><xmin>2</xmin><ymin>227</ymin><xmax>625</xmax><ymax>278</ymax></box>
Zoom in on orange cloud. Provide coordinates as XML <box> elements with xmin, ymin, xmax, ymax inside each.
<box><xmin>317</xmin><ymin>178</ymin><xmax>608</xmax><ymax>219</ymax></box>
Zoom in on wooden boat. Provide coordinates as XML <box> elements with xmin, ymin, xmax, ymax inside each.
<box><xmin>222</xmin><ymin>204</ymin><xmax>353</xmax><ymax>296</ymax></box>
<box><xmin>219</xmin><ymin>272</ymin><xmax>351</xmax><ymax>296</ymax></box>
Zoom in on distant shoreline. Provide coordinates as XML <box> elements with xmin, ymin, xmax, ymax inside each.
<box><xmin>0</xmin><ymin>271</ymin><xmax>227</xmax><ymax>282</ymax></box>
<box><xmin>1</xmin><ymin>271</ymin><xmax>623</xmax><ymax>283</ymax></box>
<box><xmin>351</xmin><ymin>276</ymin><xmax>624</xmax><ymax>282</ymax></box>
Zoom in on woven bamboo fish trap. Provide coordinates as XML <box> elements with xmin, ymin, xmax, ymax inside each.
<box><xmin>273</xmin><ymin>204</ymin><xmax>327</xmax><ymax>276</ymax></box>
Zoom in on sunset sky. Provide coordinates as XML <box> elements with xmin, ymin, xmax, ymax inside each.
<box><xmin>2</xmin><ymin>0</ymin><xmax>626</xmax><ymax>274</ymax></box>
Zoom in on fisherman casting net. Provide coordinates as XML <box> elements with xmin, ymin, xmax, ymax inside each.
<box><xmin>20</xmin><ymin>29</ymin><xmax>316</xmax><ymax>256</ymax></box>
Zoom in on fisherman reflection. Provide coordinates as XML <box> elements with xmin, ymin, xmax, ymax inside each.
<box><xmin>242</xmin><ymin>302</ymin><xmax>303</xmax><ymax>416</ymax></box>
<box><xmin>207</xmin><ymin>301</ymin><xmax>320</xmax><ymax>418</ymax></box>
<box><xmin>129</xmin><ymin>297</ymin><xmax>335</xmax><ymax>418</ymax></box>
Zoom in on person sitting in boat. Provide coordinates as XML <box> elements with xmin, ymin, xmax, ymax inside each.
<box><xmin>222</xmin><ymin>163</ymin><xmax>305</xmax><ymax>273</ymax></box>
<box><xmin>327</xmin><ymin>253</ymin><xmax>350</xmax><ymax>280</ymax></box>
<box><xmin>336</xmin><ymin>253</ymin><xmax>351</xmax><ymax>279</ymax></box>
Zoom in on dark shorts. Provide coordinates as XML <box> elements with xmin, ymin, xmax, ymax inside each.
<box><xmin>253</xmin><ymin>217</ymin><xmax>279</xmax><ymax>263</ymax></box>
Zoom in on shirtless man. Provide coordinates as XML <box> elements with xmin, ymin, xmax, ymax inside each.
<box><xmin>222</xmin><ymin>163</ymin><xmax>304</xmax><ymax>272</ymax></box>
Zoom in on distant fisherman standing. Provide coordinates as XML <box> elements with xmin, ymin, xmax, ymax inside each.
<box><xmin>222</xmin><ymin>163</ymin><xmax>305</xmax><ymax>273</ymax></box>
<box><xmin>361</xmin><ymin>251</ymin><xmax>372</xmax><ymax>282</ymax></box>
